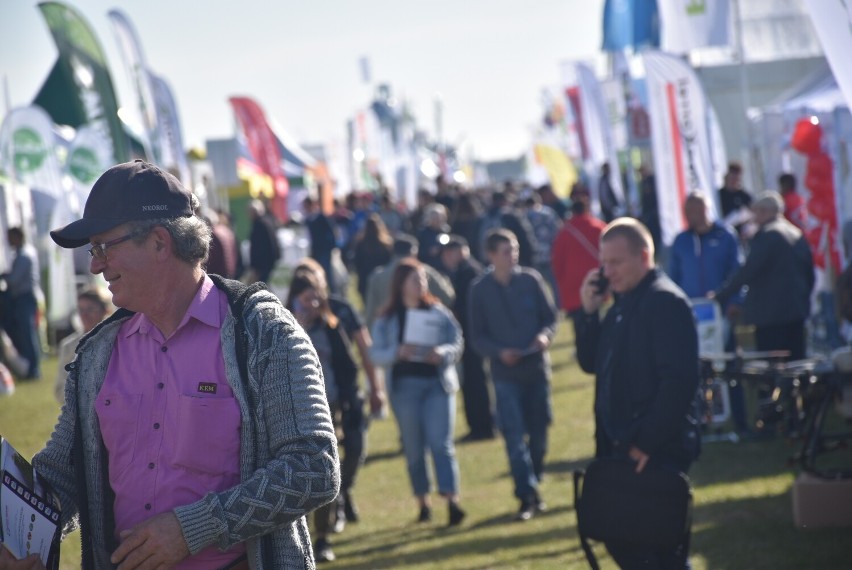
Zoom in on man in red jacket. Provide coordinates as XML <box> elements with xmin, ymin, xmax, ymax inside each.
<box><xmin>551</xmin><ymin>184</ymin><xmax>607</xmax><ymax>325</ymax></box>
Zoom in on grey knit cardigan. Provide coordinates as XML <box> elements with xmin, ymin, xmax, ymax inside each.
<box><xmin>33</xmin><ymin>277</ymin><xmax>340</xmax><ymax>569</ymax></box>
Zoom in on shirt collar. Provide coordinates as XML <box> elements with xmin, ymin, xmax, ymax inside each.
<box><xmin>124</xmin><ymin>274</ymin><xmax>222</xmax><ymax>339</ymax></box>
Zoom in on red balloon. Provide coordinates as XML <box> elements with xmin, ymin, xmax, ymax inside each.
<box><xmin>791</xmin><ymin>119</ymin><xmax>823</xmax><ymax>155</ymax></box>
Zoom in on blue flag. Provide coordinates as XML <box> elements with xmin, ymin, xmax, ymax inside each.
<box><xmin>602</xmin><ymin>0</ymin><xmax>659</xmax><ymax>52</ymax></box>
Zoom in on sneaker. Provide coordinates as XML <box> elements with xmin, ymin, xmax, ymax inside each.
<box><xmin>448</xmin><ymin>502</ymin><xmax>466</xmax><ymax>526</ymax></box>
<box><xmin>331</xmin><ymin>502</ymin><xmax>346</xmax><ymax>534</ymax></box>
<box><xmin>0</xmin><ymin>364</ymin><xmax>14</xmax><ymax>397</ymax></box>
<box><xmin>514</xmin><ymin>498</ymin><xmax>536</xmax><ymax>522</ymax></box>
<box><xmin>314</xmin><ymin>538</ymin><xmax>335</xmax><ymax>563</ymax></box>
<box><xmin>417</xmin><ymin>505</ymin><xmax>432</xmax><ymax>523</ymax></box>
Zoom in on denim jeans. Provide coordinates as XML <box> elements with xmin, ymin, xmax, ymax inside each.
<box><xmin>493</xmin><ymin>374</ymin><xmax>552</xmax><ymax>500</ymax></box>
<box><xmin>390</xmin><ymin>375</ymin><xmax>459</xmax><ymax>496</ymax></box>
<box><xmin>5</xmin><ymin>292</ymin><xmax>40</xmax><ymax>378</ymax></box>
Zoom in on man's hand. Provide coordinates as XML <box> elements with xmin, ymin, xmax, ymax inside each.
<box><xmin>628</xmin><ymin>446</ymin><xmax>650</xmax><ymax>474</ymax></box>
<box><xmin>529</xmin><ymin>334</ymin><xmax>550</xmax><ymax>352</ymax></box>
<box><xmin>0</xmin><ymin>546</ymin><xmax>44</xmax><ymax>570</ymax></box>
<box><xmin>580</xmin><ymin>269</ymin><xmax>606</xmax><ymax>314</ymax></box>
<box><xmin>499</xmin><ymin>348</ymin><xmax>522</xmax><ymax>367</ymax></box>
<box><xmin>111</xmin><ymin>512</ymin><xmax>190</xmax><ymax>569</ymax></box>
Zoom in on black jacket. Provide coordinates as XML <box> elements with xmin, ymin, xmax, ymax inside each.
<box><xmin>716</xmin><ymin>217</ymin><xmax>814</xmax><ymax>327</ymax></box>
<box><xmin>442</xmin><ymin>257</ymin><xmax>482</xmax><ymax>333</ymax></box>
<box><xmin>576</xmin><ymin>269</ymin><xmax>700</xmax><ymax>469</ymax></box>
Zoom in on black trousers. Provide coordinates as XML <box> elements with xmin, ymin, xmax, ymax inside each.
<box><xmin>460</xmin><ymin>346</ymin><xmax>495</xmax><ymax>438</ymax></box>
<box><xmin>314</xmin><ymin>395</ymin><xmax>367</xmax><ymax>537</ymax></box>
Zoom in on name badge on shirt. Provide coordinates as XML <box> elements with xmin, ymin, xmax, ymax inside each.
<box><xmin>197</xmin><ymin>382</ymin><xmax>217</xmax><ymax>394</ymax></box>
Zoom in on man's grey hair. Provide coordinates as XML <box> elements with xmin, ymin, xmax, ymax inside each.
<box><xmin>129</xmin><ymin>193</ymin><xmax>211</xmax><ymax>264</ymax></box>
<box><xmin>753</xmin><ymin>190</ymin><xmax>783</xmax><ymax>216</ymax></box>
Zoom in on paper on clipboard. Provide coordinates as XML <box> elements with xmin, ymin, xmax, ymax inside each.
<box><xmin>402</xmin><ymin>308</ymin><xmax>442</xmax><ymax>347</ymax></box>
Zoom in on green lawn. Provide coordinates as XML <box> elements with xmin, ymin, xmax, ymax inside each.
<box><xmin>1</xmin><ymin>323</ymin><xmax>851</xmax><ymax>569</ymax></box>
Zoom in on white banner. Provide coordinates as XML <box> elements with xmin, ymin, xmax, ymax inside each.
<box><xmin>0</xmin><ymin>106</ymin><xmax>64</xmax><ymax>199</ymax></box>
<box><xmin>804</xmin><ymin>0</ymin><xmax>852</xmax><ymax>113</ymax></box>
<box><xmin>643</xmin><ymin>50</ymin><xmax>723</xmax><ymax>246</ymax></box>
<box><xmin>149</xmin><ymin>72</ymin><xmax>191</xmax><ymax>185</ymax></box>
<box><xmin>575</xmin><ymin>62</ymin><xmax>626</xmax><ymax>216</ymax></box>
<box><xmin>659</xmin><ymin>0</ymin><xmax>730</xmax><ymax>54</ymax></box>
<box><xmin>46</xmin><ymin>197</ymin><xmax>77</xmax><ymax>325</ymax></box>
<box><xmin>66</xmin><ymin>124</ymin><xmax>113</xmax><ymax>208</ymax></box>
<box><xmin>109</xmin><ymin>9</ymin><xmax>190</xmax><ymax>186</ymax></box>
<box><xmin>0</xmin><ymin>106</ymin><xmax>77</xmax><ymax>324</ymax></box>
<box><xmin>108</xmin><ymin>9</ymin><xmax>156</xmax><ymax>150</ymax></box>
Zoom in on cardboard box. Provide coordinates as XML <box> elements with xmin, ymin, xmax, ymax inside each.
<box><xmin>792</xmin><ymin>472</ymin><xmax>852</xmax><ymax>529</ymax></box>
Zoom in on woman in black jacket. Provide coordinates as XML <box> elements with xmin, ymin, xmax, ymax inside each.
<box><xmin>285</xmin><ymin>272</ymin><xmax>365</xmax><ymax>563</ymax></box>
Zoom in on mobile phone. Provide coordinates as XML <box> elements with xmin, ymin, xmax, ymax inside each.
<box><xmin>595</xmin><ymin>267</ymin><xmax>609</xmax><ymax>294</ymax></box>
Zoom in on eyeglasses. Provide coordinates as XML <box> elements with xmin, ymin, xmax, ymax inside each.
<box><xmin>87</xmin><ymin>232</ymin><xmax>139</xmax><ymax>261</ymax></box>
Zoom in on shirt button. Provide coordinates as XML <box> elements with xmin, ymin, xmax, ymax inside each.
<box><xmin>153</xmin><ymin>423</ymin><xmax>160</xmax><ymax>429</ymax></box>
<box><xmin>144</xmin><ymin>503</ymin><xmax>151</xmax><ymax>510</ymax></box>
<box><xmin>148</xmin><ymin>462</ymin><xmax>155</xmax><ymax>469</ymax></box>
<box><xmin>104</xmin><ymin>399</ymin><xmax>110</xmax><ymax>406</ymax></box>
<box><xmin>161</xmin><ymin>346</ymin><xmax>168</xmax><ymax>352</ymax></box>
<box><xmin>157</xmin><ymin>382</ymin><xmax>164</xmax><ymax>389</ymax></box>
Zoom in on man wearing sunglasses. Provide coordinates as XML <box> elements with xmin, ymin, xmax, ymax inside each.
<box><xmin>4</xmin><ymin>160</ymin><xmax>339</xmax><ymax>569</ymax></box>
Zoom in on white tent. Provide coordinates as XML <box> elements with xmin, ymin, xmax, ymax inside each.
<box><xmin>750</xmin><ymin>61</ymin><xmax>852</xmax><ymax>227</ymax></box>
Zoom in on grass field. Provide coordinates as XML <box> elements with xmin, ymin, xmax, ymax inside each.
<box><xmin>1</xmin><ymin>322</ymin><xmax>851</xmax><ymax>569</ymax></box>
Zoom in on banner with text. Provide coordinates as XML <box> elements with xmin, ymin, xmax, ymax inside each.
<box><xmin>643</xmin><ymin>50</ymin><xmax>724</xmax><ymax>245</ymax></box>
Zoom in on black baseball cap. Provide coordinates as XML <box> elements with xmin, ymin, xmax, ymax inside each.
<box><xmin>50</xmin><ymin>160</ymin><xmax>194</xmax><ymax>248</ymax></box>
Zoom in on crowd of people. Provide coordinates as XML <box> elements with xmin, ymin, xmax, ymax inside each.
<box><xmin>0</xmin><ymin>156</ymin><xmax>825</xmax><ymax>569</ymax></box>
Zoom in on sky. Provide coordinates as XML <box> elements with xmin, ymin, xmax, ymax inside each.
<box><xmin>1</xmin><ymin>0</ymin><xmax>605</xmax><ymax>162</ymax></box>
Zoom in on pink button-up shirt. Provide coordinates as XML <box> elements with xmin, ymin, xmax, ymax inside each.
<box><xmin>96</xmin><ymin>276</ymin><xmax>245</xmax><ymax>568</ymax></box>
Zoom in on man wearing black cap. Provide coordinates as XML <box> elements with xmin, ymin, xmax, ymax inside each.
<box><xmin>6</xmin><ymin>161</ymin><xmax>340</xmax><ymax>569</ymax></box>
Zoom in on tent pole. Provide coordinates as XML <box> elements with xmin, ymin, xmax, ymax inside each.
<box><xmin>733</xmin><ymin>0</ymin><xmax>758</xmax><ymax>193</ymax></box>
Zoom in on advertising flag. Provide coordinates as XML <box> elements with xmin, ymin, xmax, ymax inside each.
<box><xmin>108</xmin><ymin>9</ymin><xmax>190</xmax><ymax>184</ymax></box>
<box><xmin>107</xmin><ymin>9</ymin><xmax>155</xmax><ymax>149</ymax></box>
<box><xmin>0</xmin><ymin>106</ymin><xmax>64</xmax><ymax>199</ymax></box>
<box><xmin>602</xmin><ymin>0</ymin><xmax>660</xmax><ymax>52</ymax></box>
<box><xmin>0</xmin><ymin>107</ymin><xmax>77</xmax><ymax>325</ymax></box>
<box><xmin>36</xmin><ymin>1</ymin><xmax>129</xmax><ymax>164</ymax></box>
<box><xmin>643</xmin><ymin>50</ymin><xmax>724</xmax><ymax>245</ymax></box>
<box><xmin>66</xmin><ymin>123</ymin><xmax>114</xmax><ymax>207</ymax></box>
<box><xmin>658</xmin><ymin>0</ymin><xmax>730</xmax><ymax>54</ymax></box>
<box><xmin>149</xmin><ymin>72</ymin><xmax>190</xmax><ymax>184</ymax></box>
<box><xmin>228</xmin><ymin>96</ymin><xmax>289</xmax><ymax>222</ymax></box>
<box><xmin>803</xmin><ymin>0</ymin><xmax>852</xmax><ymax>113</ymax></box>
<box><xmin>575</xmin><ymin>62</ymin><xmax>626</xmax><ymax>216</ymax></box>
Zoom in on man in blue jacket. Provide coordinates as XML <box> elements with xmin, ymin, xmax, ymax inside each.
<box><xmin>668</xmin><ymin>193</ymin><xmax>749</xmax><ymax>434</ymax></box>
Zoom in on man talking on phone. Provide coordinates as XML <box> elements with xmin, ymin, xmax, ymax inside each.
<box><xmin>575</xmin><ymin>217</ymin><xmax>700</xmax><ymax>569</ymax></box>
